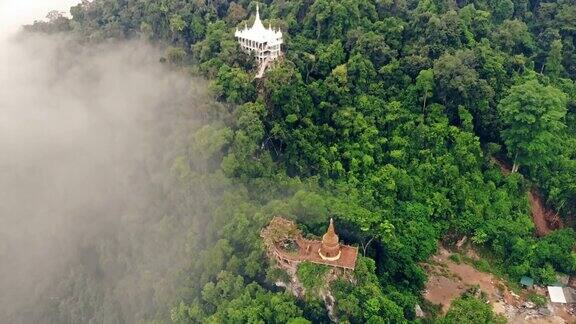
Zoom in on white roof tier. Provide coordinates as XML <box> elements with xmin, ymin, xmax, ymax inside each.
<box><xmin>235</xmin><ymin>4</ymin><xmax>283</xmax><ymax>43</ymax></box>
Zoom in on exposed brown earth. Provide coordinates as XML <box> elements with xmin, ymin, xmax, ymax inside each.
<box><xmin>424</xmin><ymin>247</ymin><xmax>576</xmax><ymax>323</ymax></box>
<box><xmin>491</xmin><ymin>156</ymin><xmax>511</xmax><ymax>176</ymax></box>
<box><xmin>424</xmin><ymin>247</ymin><xmax>517</xmax><ymax>313</ymax></box>
<box><xmin>529</xmin><ymin>189</ymin><xmax>563</xmax><ymax>237</ymax></box>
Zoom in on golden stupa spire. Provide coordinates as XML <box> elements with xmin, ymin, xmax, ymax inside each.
<box><xmin>323</xmin><ymin>218</ymin><xmax>339</xmax><ymax>244</ymax></box>
<box><xmin>327</xmin><ymin>218</ymin><xmax>335</xmax><ymax>235</ymax></box>
<box><xmin>319</xmin><ymin>218</ymin><xmax>341</xmax><ymax>260</ymax></box>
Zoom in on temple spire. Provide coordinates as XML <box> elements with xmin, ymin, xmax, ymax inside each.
<box><xmin>319</xmin><ymin>218</ymin><xmax>341</xmax><ymax>261</ymax></box>
<box><xmin>327</xmin><ymin>218</ymin><xmax>335</xmax><ymax>236</ymax></box>
<box><xmin>250</xmin><ymin>3</ymin><xmax>265</xmax><ymax>30</ymax></box>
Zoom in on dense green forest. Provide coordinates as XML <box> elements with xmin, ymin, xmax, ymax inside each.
<box><xmin>24</xmin><ymin>0</ymin><xmax>576</xmax><ymax>322</ymax></box>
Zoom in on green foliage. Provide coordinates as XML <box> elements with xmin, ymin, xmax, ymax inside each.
<box><xmin>449</xmin><ymin>253</ymin><xmax>462</xmax><ymax>264</ymax></box>
<box><xmin>169</xmin><ymin>14</ymin><xmax>186</xmax><ymax>33</ymax></box>
<box><xmin>498</xmin><ymin>79</ymin><xmax>567</xmax><ymax>171</ymax></box>
<box><xmin>473</xmin><ymin>259</ymin><xmax>492</xmax><ymax>273</ymax></box>
<box><xmin>527</xmin><ymin>292</ymin><xmax>547</xmax><ymax>308</ymax></box>
<box><xmin>491</xmin><ymin>19</ymin><xmax>535</xmax><ymax>55</ymax></box>
<box><xmin>416</xmin><ymin>68</ymin><xmax>434</xmax><ymax>111</ymax></box>
<box><xmin>23</xmin><ymin>11</ymin><xmax>71</xmax><ymax>33</ymax></box>
<box><xmin>546</xmin><ymin>40</ymin><xmax>565</xmax><ymax>79</ymax></box>
<box><xmin>176</xmin><ymin>272</ymin><xmax>304</xmax><ymax>323</ymax></box>
<box><xmin>332</xmin><ymin>257</ymin><xmax>405</xmax><ymax>322</ymax></box>
<box><xmin>212</xmin><ymin>65</ymin><xmax>256</xmax><ymax>104</ymax></box>
<box><xmin>437</xmin><ymin>291</ymin><xmax>506</xmax><ymax>324</ymax></box>
<box><xmin>191</xmin><ymin>124</ymin><xmax>233</xmax><ymax>159</ymax></box>
<box><xmin>165</xmin><ymin>46</ymin><xmax>187</xmax><ymax>66</ymax></box>
<box><xmin>296</xmin><ymin>262</ymin><xmax>329</xmax><ymax>297</ymax></box>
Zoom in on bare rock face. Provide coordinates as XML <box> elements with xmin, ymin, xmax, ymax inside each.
<box><xmin>415</xmin><ymin>303</ymin><xmax>425</xmax><ymax>318</ymax></box>
<box><xmin>274</xmin><ymin>265</ymin><xmax>353</xmax><ymax>322</ymax></box>
<box><xmin>456</xmin><ymin>236</ymin><xmax>467</xmax><ymax>249</ymax></box>
<box><xmin>321</xmin><ymin>289</ymin><xmax>338</xmax><ymax>322</ymax></box>
<box><xmin>291</xmin><ymin>273</ymin><xmax>305</xmax><ymax>298</ymax></box>
<box><xmin>275</xmin><ymin>270</ymin><xmax>305</xmax><ymax>299</ymax></box>
<box><xmin>538</xmin><ymin>307</ymin><xmax>552</xmax><ymax>316</ymax></box>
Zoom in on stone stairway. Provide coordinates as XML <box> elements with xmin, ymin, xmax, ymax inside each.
<box><xmin>255</xmin><ymin>57</ymin><xmax>272</xmax><ymax>79</ymax></box>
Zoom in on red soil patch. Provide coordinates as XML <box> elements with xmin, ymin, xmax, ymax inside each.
<box><xmin>425</xmin><ymin>274</ymin><xmax>465</xmax><ymax>313</ymax></box>
<box><xmin>529</xmin><ymin>189</ymin><xmax>563</xmax><ymax>237</ymax></box>
<box><xmin>490</xmin><ymin>156</ymin><xmax>511</xmax><ymax>175</ymax></box>
<box><xmin>424</xmin><ymin>248</ymin><xmax>518</xmax><ymax>313</ymax></box>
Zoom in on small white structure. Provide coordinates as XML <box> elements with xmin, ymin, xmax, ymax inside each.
<box><xmin>548</xmin><ymin>286</ymin><xmax>567</xmax><ymax>303</ymax></box>
<box><xmin>235</xmin><ymin>4</ymin><xmax>283</xmax><ymax>70</ymax></box>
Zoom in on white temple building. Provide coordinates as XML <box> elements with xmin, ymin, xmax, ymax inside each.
<box><xmin>235</xmin><ymin>4</ymin><xmax>283</xmax><ymax>74</ymax></box>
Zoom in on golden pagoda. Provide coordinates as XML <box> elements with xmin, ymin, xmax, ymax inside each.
<box><xmin>319</xmin><ymin>218</ymin><xmax>342</xmax><ymax>261</ymax></box>
<box><xmin>261</xmin><ymin>216</ymin><xmax>358</xmax><ymax>270</ymax></box>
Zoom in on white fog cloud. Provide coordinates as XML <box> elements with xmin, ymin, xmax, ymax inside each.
<box><xmin>0</xmin><ymin>29</ymin><xmax>209</xmax><ymax>323</ymax></box>
<box><xmin>0</xmin><ymin>2</ymin><xmax>224</xmax><ymax>322</ymax></box>
<box><xmin>0</xmin><ymin>0</ymin><xmax>79</xmax><ymax>39</ymax></box>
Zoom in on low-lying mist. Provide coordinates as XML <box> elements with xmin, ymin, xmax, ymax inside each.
<box><xmin>0</xmin><ymin>33</ymin><xmax>225</xmax><ymax>323</ymax></box>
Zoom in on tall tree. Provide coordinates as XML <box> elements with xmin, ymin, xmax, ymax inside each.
<box><xmin>498</xmin><ymin>79</ymin><xmax>567</xmax><ymax>172</ymax></box>
<box><xmin>415</xmin><ymin>68</ymin><xmax>434</xmax><ymax>112</ymax></box>
<box><xmin>545</xmin><ymin>39</ymin><xmax>565</xmax><ymax>78</ymax></box>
